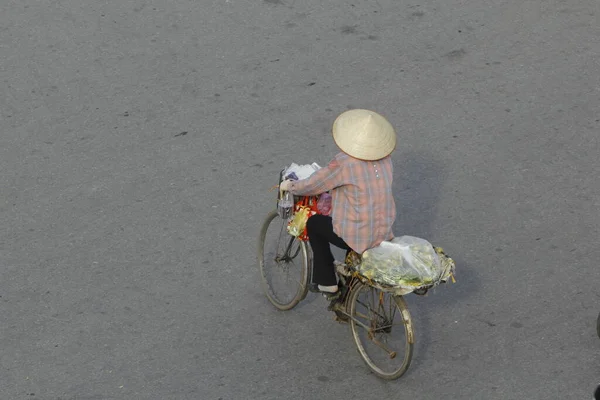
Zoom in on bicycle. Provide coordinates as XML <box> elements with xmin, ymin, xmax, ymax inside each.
<box><xmin>258</xmin><ymin>176</ymin><xmax>432</xmax><ymax>380</ymax></box>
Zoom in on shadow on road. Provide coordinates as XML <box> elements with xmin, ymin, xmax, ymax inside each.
<box><xmin>392</xmin><ymin>150</ymin><xmax>481</xmax><ymax>373</ymax></box>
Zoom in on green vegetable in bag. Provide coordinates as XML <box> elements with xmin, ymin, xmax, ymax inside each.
<box><xmin>356</xmin><ymin>236</ymin><xmax>452</xmax><ymax>292</ymax></box>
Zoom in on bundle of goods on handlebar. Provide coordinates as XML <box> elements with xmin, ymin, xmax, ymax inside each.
<box><xmin>278</xmin><ymin>162</ymin><xmax>456</xmax><ymax>295</ymax></box>
<box><xmin>276</xmin><ymin>162</ymin><xmax>322</xmax><ymax>219</ymax></box>
<box><xmin>277</xmin><ymin>162</ymin><xmax>330</xmax><ymax>240</ymax></box>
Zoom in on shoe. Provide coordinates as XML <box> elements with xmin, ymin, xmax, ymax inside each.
<box><xmin>308</xmin><ymin>283</ymin><xmax>341</xmax><ymax>300</ymax></box>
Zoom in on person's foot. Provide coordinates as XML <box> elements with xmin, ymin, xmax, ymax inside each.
<box><xmin>308</xmin><ymin>283</ymin><xmax>338</xmax><ymax>294</ymax></box>
<box><xmin>308</xmin><ymin>283</ymin><xmax>341</xmax><ymax>300</ymax></box>
<box><xmin>318</xmin><ymin>284</ymin><xmax>338</xmax><ymax>293</ymax></box>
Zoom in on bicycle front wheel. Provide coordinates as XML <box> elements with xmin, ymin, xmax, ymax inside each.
<box><xmin>258</xmin><ymin>210</ymin><xmax>310</xmax><ymax>311</ymax></box>
<box><xmin>349</xmin><ymin>282</ymin><xmax>414</xmax><ymax>380</ymax></box>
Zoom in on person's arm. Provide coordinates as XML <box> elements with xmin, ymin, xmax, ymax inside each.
<box><xmin>289</xmin><ymin>159</ymin><xmax>344</xmax><ymax>196</ymax></box>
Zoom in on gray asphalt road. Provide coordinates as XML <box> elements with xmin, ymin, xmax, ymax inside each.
<box><xmin>1</xmin><ymin>0</ymin><xmax>599</xmax><ymax>399</ymax></box>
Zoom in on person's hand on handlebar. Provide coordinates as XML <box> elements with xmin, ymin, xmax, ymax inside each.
<box><xmin>279</xmin><ymin>179</ymin><xmax>293</xmax><ymax>192</ymax></box>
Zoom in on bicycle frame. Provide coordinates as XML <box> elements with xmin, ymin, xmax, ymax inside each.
<box><xmin>330</xmin><ymin>276</ymin><xmax>414</xmax><ymax>359</ymax></box>
<box><xmin>275</xmin><ymin>235</ymin><xmax>302</xmax><ymax>263</ymax></box>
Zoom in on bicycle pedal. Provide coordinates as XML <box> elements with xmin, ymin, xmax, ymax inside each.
<box><xmin>323</xmin><ymin>291</ymin><xmax>341</xmax><ymax>302</ymax></box>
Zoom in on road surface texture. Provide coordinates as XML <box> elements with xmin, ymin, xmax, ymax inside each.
<box><xmin>1</xmin><ymin>0</ymin><xmax>599</xmax><ymax>399</ymax></box>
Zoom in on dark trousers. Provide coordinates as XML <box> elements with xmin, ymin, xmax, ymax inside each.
<box><xmin>306</xmin><ymin>214</ymin><xmax>352</xmax><ymax>286</ymax></box>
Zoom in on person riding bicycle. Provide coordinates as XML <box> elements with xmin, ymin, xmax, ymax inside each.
<box><xmin>280</xmin><ymin>109</ymin><xmax>397</xmax><ymax>299</ymax></box>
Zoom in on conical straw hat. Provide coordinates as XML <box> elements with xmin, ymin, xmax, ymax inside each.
<box><xmin>332</xmin><ymin>109</ymin><xmax>396</xmax><ymax>161</ymax></box>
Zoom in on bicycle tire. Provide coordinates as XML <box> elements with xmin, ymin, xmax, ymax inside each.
<box><xmin>258</xmin><ymin>210</ymin><xmax>310</xmax><ymax>311</ymax></box>
<box><xmin>349</xmin><ymin>282</ymin><xmax>414</xmax><ymax>380</ymax></box>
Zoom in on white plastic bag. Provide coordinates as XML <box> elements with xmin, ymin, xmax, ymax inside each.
<box><xmin>283</xmin><ymin>162</ymin><xmax>321</xmax><ymax>180</ymax></box>
<box><xmin>356</xmin><ymin>236</ymin><xmax>454</xmax><ymax>294</ymax></box>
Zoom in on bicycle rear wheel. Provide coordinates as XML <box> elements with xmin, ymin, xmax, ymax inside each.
<box><xmin>258</xmin><ymin>210</ymin><xmax>310</xmax><ymax>311</ymax></box>
<box><xmin>349</xmin><ymin>282</ymin><xmax>414</xmax><ymax>380</ymax></box>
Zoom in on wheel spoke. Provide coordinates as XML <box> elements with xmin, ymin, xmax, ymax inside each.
<box><xmin>275</xmin><ymin>260</ymin><xmax>304</xmax><ymax>287</ymax></box>
<box><xmin>356</xmin><ymin>298</ymin><xmax>388</xmax><ymax>322</ymax></box>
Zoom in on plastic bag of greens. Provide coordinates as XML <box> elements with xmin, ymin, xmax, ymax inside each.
<box><xmin>356</xmin><ymin>236</ymin><xmax>454</xmax><ymax>294</ymax></box>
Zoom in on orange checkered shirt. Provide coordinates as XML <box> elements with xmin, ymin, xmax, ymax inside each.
<box><xmin>289</xmin><ymin>152</ymin><xmax>396</xmax><ymax>253</ymax></box>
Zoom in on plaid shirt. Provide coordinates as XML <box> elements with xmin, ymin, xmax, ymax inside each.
<box><xmin>289</xmin><ymin>152</ymin><xmax>396</xmax><ymax>254</ymax></box>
